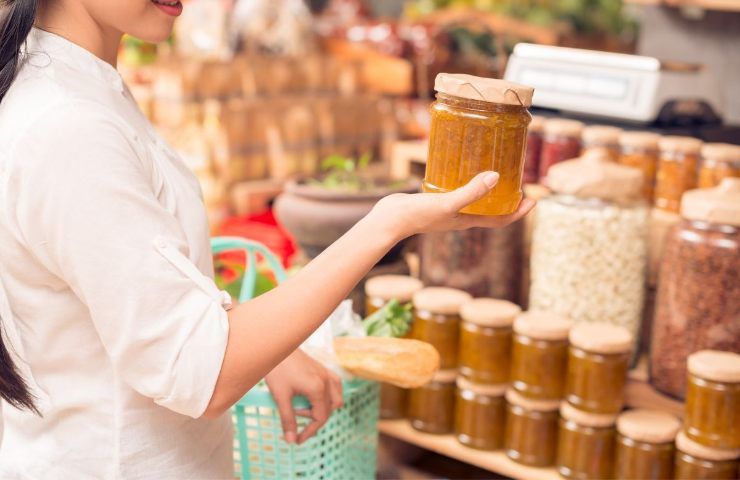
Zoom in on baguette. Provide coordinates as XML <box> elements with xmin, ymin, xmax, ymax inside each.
<box><xmin>333</xmin><ymin>337</ymin><xmax>440</xmax><ymax>388</ymax></box>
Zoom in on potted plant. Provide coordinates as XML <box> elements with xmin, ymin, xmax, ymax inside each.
<box><xmin>274</xmin><ymin>153</ymin><xmax>419</xmax><ymax>260</ymax></box>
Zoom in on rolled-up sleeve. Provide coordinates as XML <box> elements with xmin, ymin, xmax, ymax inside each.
<box><xmin>6</xmin><ymin>100</ymin><xmax>229</xmax><ymax>418</ymax></box>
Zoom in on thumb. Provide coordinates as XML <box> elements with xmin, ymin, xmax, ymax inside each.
<box><xmin>445</xmin><ymin>171</ymin><xmax>499</xmax><ymax>212</ymax></box>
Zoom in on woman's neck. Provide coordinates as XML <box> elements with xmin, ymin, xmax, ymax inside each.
<box><xmin>36</xmin><ymin>1</ymin><xmax>122</xmax><ymax>67</ymax></box>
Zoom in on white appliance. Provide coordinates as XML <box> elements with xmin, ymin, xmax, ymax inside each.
<box><xmin>504</xmin><ymin>43</ymin><xmax>724</xmax><ymax>125</ymax></box>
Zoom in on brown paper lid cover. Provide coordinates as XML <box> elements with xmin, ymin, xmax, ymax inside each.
<box><xmin>435</xmin><ymin>73</ymin><xmax>534</xmax><ymax>107</ymax></box>
<box><xmin>543</xmin><ymin>118</ymin><xmax>584</xmax><ymax>137</ymax></box>
<box><xmin>659</xmin><ymin>136</ymin><xmax>703</xmax><ymax>154</ymax></box>
<box><xmin>582</xmin><ymin>125</ymin><xmax>622</xmax><ymax>145</ymax></box>
<box><xmin>701</xmin><ymin>143</ymin><xmax>740</xmax><ymax>162</ymax></box>
<box><xmin>619</xmin><ymin>131</ymin><xmax>661</xmax><ymax>149</ymax></box>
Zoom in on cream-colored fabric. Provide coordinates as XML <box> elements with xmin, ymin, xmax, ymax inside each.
<box><xmin>0</xmin><ymin>29</ymin><xmax>232</xmax><ymax>479</ymax></box>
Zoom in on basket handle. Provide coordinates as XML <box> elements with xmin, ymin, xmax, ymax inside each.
<box><xmin>211</xmin><ymin>237</ymin><xmax>288</xmax><ymax>303</ymax></box>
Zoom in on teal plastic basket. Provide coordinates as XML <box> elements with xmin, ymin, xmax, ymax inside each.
<box><xmin>211</xmin><ymin>237</ymin><xmax>380</xmax><ymax>480</ymax></box>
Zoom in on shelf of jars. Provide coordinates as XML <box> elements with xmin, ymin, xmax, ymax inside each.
<box><xmin>378</xmin><ymin>357</ymin><xmax>684</xmax><ymax>479</ymax></box>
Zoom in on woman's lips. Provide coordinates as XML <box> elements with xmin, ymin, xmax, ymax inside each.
<box><xmin>151</xmin><ymin>0</ymin><xmax>183</xmax><ymax>17</ymax></box>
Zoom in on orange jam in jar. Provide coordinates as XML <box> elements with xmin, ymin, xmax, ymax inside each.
<box><xmin>424</xmin><ymin>74</ymin><xmax>534</xmax><ymax>216</ymax></box>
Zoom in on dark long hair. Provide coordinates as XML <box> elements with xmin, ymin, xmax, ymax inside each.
<box><xmin>0</xmin><ymin>0</ymin><xmax>40</xmax><ymax>414</ymax></box>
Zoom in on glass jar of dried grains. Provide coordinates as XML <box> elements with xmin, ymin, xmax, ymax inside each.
<box><xmin>614</xmin><ymin>409</ymin><xmax>681</xmax><ymax>480</ymax></box>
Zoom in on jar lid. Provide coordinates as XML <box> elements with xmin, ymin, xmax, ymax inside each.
<box><xmin>687</xmin><ymin>350</ymin><xmax>740</xmax><ymax>383</ymax></box>
<box><xmin>513</xmin><ymin>310</ymin><xmax>572</xmax><ymax>340</ymax></box>
<box><xmin>543</xmin><ymin>118</ymin><xmax>584</xmax><ymax>137</ymax></box>
<box><xmin>456</xmin><ymin>377</ymin><xmax>508</xmax><ymax>396</ymax></box>
<box><xmin>434</xmin><ymin>73</ymin><xmax>534</xmax><ymax>107</ymax></box>
<box><xmin>505</xmin><ymin>388</ymin><xmax>560</xmax><ymax>412</ymax></box>
<box><xmin>546</xmin><ymin>149</ymin><xmax>644</xmax><ymax>202</ymax></box>
<box><xmin>569</xmin><ymin>322</ymin><xmax>633</xmax><ymax>354</ymax></box>
<box><xmin>619</xmin><ymin>131</ymin><xmax>661</xmax><ymax>149</ymax></box>
<box><xmin>616</xmin><ymin>409</ymin><xmax>681</xmax><ymax>443</ymax></box>
<box><xmin>701</xmin><ymin>142</ymin><xmax>740</xmax><ymax>162</ymax></box>
<box><xmin>582</xmin><ymin>125</ymin><xmax>622</xmax><ymax>145</ymax></box>
<box><xmin>560</xmin><ymin>402</ymin><xmax>618</xmax><ymax>428</ymax></box>
<box><xmin>413</xmin><ymin>287</ymin><xmax>472</xmax><ymax>315</ymax></box>
<box><xmin>676</xmin><ymin>431</ymin><xmax>740</xmax><ymax>461</ymax></box>
<box><xmin>364</xmin><ymin>275</ymin><xmax>424</xmax><ymax>302</ymax></box>
<box><xmin>460</xmin><ymin>298</ymin><xmax>521</xmax><ymax>328</ymax></box>
<box><xmin>431</xmin><ymin>368</ymin><xmax>458</xmax><ymax>383</ymax></box>
<box><xmin>681</xmin><ymin>178</ymin><xmax>740</xmax><ymax>227</ymax></box>
<box><xmin>659</xmin><ymin>135</ymin><xmax>703</xmax><ymax>154</ymax></box>
<box><xmin>530</xmin><ymin>115</ymin><xmax>546</xmax><ymax>132</ymax></box>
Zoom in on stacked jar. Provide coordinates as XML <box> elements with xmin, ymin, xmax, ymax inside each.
<box><xmin>618</xmin><ymin>131</ymin><xmax>661</xmax><ymax>202</ymax></box>
<box><xmin>650</xmin><ymin>179</ymin><xmax>740</xmax><ymax>398</ymax></box>
<box><xmin>454</xmin><ymin>378</ymin><xmax>507</xmax><ymax>450</ymax></box>
<box><xmin>510</xmin><ymin>311</ymin><xmax>572</xmax><ymax>401</ymax></box>
<box><xmin>539</xmin><ymin>118</ymin><xmax>584</xmax><ymax>180</ymax></box>
<box><xmin>407</xmin><ymin>369</ymin><xmax>458</xmax><ymax>434</ymax></box>
<box><xmin>423</xmin><ymin>73</ymin><xmax>534</xmax><ymax>216</ymax></box>
<box><xmin>654</xmin><ymin>136</ymin><xmax>703</xmax><ymax>213</ymax></box>
<box><xmin>557</xmin><ymin>402</ymin><xmax>618</xmax><ymax>479</ymax></box>
<box><xmin>523</xmin><ymin>115</ymin><xmax>545</xmax><ymax>184</ymax></box>
<box><xmin>504</xmin><ymin>389</ymin><xmax>560</xmax><ymax>467</ymax></box>
<box><xmin>364</xmin><ymin>275</ymin><xmax>424</xmax><ymax>420</ymax></box>
<box><xmin>675</xmin><ymin>431</ymin><xmax>739</xmax><ymax>479</ymax></box>
<box><xmin>614</xmin><ymin>409</ymin><xmax>681</xmax><ymax>479</ymax></box>
<box><xmin>698</xmin><ymin>142</ymin><xmax>740</xmax><ymax>188</ymax></box>
<box><xmin>581</xmin><ymin>125</ymin><xmax>622</xmax><ymax>162</ymax></box>
<box><xmin>529</xmin><ymin>150</ymin><xmax>648</xmax><ymax>351</ymax></box>
<box><xmin>565</xmin><ymin>322</ymin><xmax>633</xmax><ymax>414</ymax></box>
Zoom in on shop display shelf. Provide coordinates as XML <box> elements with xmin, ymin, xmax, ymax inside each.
<box><xmin>625</xmin><ymin>0</ymin><xmax>740</xmax><ymax>12</ymax></box>
<box><xmin>379</xmin><ymin>357</ymin><xmax>684</xmax><ymax>478</ymax></box>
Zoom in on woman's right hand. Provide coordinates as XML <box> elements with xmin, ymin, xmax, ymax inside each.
<box><xmin>370</xmin><ymin>171</ymin><xmax>536</xmax><ymax>242</ymax></box>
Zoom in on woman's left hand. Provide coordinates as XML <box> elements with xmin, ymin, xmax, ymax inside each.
<box><xmin>265</xmin><ymin>349</ymin><xmax>343</xmax><ymax>445</ymax></box>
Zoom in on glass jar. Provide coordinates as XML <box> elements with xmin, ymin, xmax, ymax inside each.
<box><xmin>557</xmin><ymin>402</ymin><xmax>618</xmax><ymax>480</ymax></box>
<box><xmin>655</xmin><ymin>136</ymin><xmax>703</xmax><ymax>213</ymax></box>
<box><xmin>504</xmin><ymin>389</ymin><xmax>560</xmax><ymax>467</ymax></box>
<box><xmin>424</xmin><ymin>74</ymin><xmax>534</xmax><ymax>216</ymax></box>
<box><xmin>364</xmin><ymin>275</ymin><xmax>424</xmax><ymax>419</ymax></box>
<box><xmin>458</xmin><ymin>299</ymin><xmax>520</xmax><ymax>384</ymax></box>
<box><xmin>411</xmin><ymin>287</ymin><xmax>472</xmax><ymax>369</ymax></box>
<box><xmin>619</xmin><ymin>131</ymin><xmax>661</xmax><ymax>201</ymax></box>
<box><xmin>539</xmin><ymin>118</ymin><xmax>584</xmax><ymax>180</ymax></box>
<box><xmin>419</xmin><ymin>220</ymin><xmax>523</xmax><ymax>300</ymax></box>
<box><xmin>698</xmin><ymin>143</ymin><xmax>740</xmax><ymax>188</ymax></box>
<box><xmin>524</xmin><ymin>115</ymin><xmax>545</xmax><ymax>184</ymax></box>
<box><xmin>454</xmin><ymin>378</ymin><xmax>507</xmax><ymax>450</ymax></box>
<box><xmin>646</xmin><ymin>208</ymin><xmax>681</xmax><ymax>288</ymax></box>
<box><xmin>582</xmin><ymin>125</ymin><xmax>622</xmax><ymax>162</ymax></box>
<box><xmin>565</xmin><ymin>323</ymin><xmax>632</xmax><ymax>414</ymax></box>
<box><xmin>684</xmin><ymin>351</ymin><xmax>740</xmax><ymax>449</ymax></box>
<box><xmin>614</xmin><ymin>409</ymin><xmax>681</xmax><ymax>480</ymax></box>
<box><xmin>650</xmin><ymin>179</ymin><xmax>740</xmax><ymax>399</ymax></box>
<box><xmin>408</xmin><ymin>369</ymin><xmax>458</xmax><ymax>434</ymax></box>
<box><xmin>510</xmin><ymin>311</ymin><xmax>572</xmax><ymax>400</ymax></box>
<box><xmin>674</xmin><ymin>431</ymin><xmax>740</xmax><ymax>480</ymax></box>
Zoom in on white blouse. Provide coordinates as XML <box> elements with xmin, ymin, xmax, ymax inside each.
<box><xmin>0</xmin><ymin>29</ymin><xmax>233</xmax><ymax>478</ymax></box>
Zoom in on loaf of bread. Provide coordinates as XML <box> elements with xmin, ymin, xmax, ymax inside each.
<box><xmin>333</xmin><ymin>337</ymin><xmax>440</xmax><ymax>388</ymax></box>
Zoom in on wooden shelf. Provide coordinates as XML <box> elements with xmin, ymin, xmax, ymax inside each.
<box><xmin>379</xmin><ymin>359</ymin><xmax>684</xmax><ymax>479</ymax></box>
<box><xmin>625</xmin><ymin>0</ymin><xmax>740</xmax><ymax>12</ymax></box>
<box><xmin>378</xmin><ymin>420</ymin><xmax>561</xmax><ymax>480</ymax></box>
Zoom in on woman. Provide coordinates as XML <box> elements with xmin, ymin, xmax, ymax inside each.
<box><xmin>0</xmin><ymin>0</ymin><xmax>534</xmax><ymax>478</ymax></box>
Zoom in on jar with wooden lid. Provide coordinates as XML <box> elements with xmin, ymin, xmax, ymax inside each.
<box><xmin>365</xmin><ymin>275</ymin><xmax>424</xmax><ymax>419</ymax></box>
<box><xmin>454</xmin><ymin>378</ymin><xmax>507</xmax><ymax>450</ymax></box>
<box><xmin>504</xmin><ymin>389</ymin><xmax>560</xmax><ymax>467</ymax></box>
<box><xmin>530</xmin><ymin>151</ymin><xmax>648</xmax><ymax>349</ymax></box>
<box><xmin>407</xmin><ymin>369</ymin><xmax>458</xmax><ymax>434</ymax></box>
<box><xmin>650</xmin><ymin>179</ymin><xmax>740</xmax><ymax>398</ymax></box>
<box><xmin>510</xmin><ymin>311</ymin><xmax>572</xmax><ymax>400</ymax></box>
<box><xmin>684</xmin><ymin>350</ymin><xmax>740</xmax><ymax>449</ymax></box>
<box><xmin>411</xmin><ymin>287</ymin><xmax>472</xmax><ymax>369</ymax></box>
<box><xmin>458</xmin><ymin>298</ymin><xmax>521</xmax><ymax>384</ymax></box>
<box><xmin>619</xmin><ymin>131</ymin><xmax>661</xmax><ymax>201</ymax></box>
<box><xmin>539</xmin><ymin>118</ymin><xmax>584</xmax><ymax>180</ymax></box>
<box><xmin>614</xmin><ymin>409</ymin><xmax>681</xmax><ymax>479</ymax></box>
<box><xmin>698</xmin><ymin>142</ymin><xmax>740</xmax><ymax>188</ymax></box>
<box><xmin>565</xmin><ymin>322</ymin><xmax>632</xmax><ymax>414</ymax></box>
<box><xmin>524</xmin><ymin>115</ymin><xmax>546</xmax><ymax>184</ymax></box>
<box><xmin>424</xmin><ymin>73</ymin><xmax>534</xmax><ymax>216</ymax></box>
<box><xmin>557</xmin><ymin>402</ymin><xmax>618</xmax><ymax>480</ymax></box>
<box><xmin>655</xmin><ymin>136</ymin><xmax>703</xmax><ymax>213</ymax></box>
<box><xmin>674</xmin><ymin>430</ymin><xmax>740</xmax><ymax>480</ymax></box>
<box><xmin>582</xmin><ymin>125</ymin><xmax>622</xmax><ymax>161</ymax></box>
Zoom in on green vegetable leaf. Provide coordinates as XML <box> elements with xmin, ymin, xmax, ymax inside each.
<box><xmin>362</xmin><ymin>300</ymin><xmax>413</xmax><ymax>338</ymax></box>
